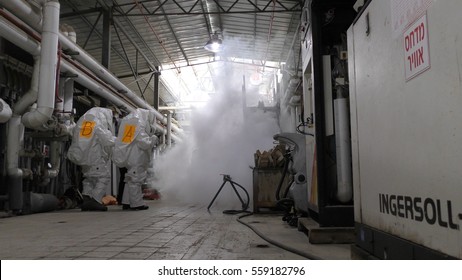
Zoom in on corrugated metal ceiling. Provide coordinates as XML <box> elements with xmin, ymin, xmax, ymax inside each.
<box><xmin>59</xmin><ymin>0</ymin><xmax>302</xmax><ymax>107</ymax></box>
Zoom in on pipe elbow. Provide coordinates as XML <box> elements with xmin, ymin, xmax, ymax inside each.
<box><xmin>7</xmin><ymin>168</ymin><xmax>32</xmax><ymax>179</ymax></box>
<box><xmin>7</xmin><ymin>168</ymin><xmax>23</xmax><ymax>178</ymax></box>
<box><xmin>21</xmin><ymin>106</ymin><xmax>54</xmax><ymax>130</ymax></box>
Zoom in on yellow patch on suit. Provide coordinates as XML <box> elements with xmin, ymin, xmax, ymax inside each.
<box><xmin>79</xmin><ymin>120</ymin><xmax>95</xmax><ymax>138</ymax></box>
<box><xmin>121</xmin><ymin>124</ymin><xmax>137</xmax><ymax>143</ymax></box>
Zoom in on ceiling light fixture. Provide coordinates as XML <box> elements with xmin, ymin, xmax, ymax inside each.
<box><xmin>204</xmin><ymin>32</ymin><xmax>223</xmax><ymax>53</ymax></box>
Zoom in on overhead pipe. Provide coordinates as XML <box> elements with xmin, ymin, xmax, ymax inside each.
<box><xmin>0</xmin><ymin>16</ymin><xmax>41</xmax><ymax>56</ymax></box>
<box><xmin>0</xmin><ymin>0</ymin><xmax>43</xmax><ymax>30</ymax></box>
<box><xmin>0</xmin><ymin>2</ymin><xmax>182</xmax><ymax>142</ymax></box>
<box><xmin>1</xmin><ymin>0</ymin><xmax>183</xmax><ymax>138</ymax></box>
<box><xmin>0</xmin><ymin>11</ymin><xmax>137</xmax><ymax>112</ymax></box>
<box><xmin>59</xmin><ymin>61</ymin><xmax>136</xmax><ymax>111</ymax></box>
<box><xmin>21</xmin><ymin>0</ymin><xmax>60</xmax><ymax>130</ymax></box>
<box><xmin>58</xmin><ymin>33</ymin><xmax>183</xmax><ymax>135</ymax></box>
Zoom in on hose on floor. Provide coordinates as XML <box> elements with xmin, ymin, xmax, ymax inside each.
<box><xmin>215</xmin><ymin>175</ymin><xmax>250</xmax><ymax>215</ymax></box>
<box><xmin>236</xmin><ymin>212</ymin><xmax>323</xmax><ymax>260</ymax></box>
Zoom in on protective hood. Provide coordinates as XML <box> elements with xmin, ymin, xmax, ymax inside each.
<box><xmin>112</xmin><ymin>108</ymin><xmax>157</xmax><ymax>167</ymax></box>
<box><xmin>67</xmin><ymin>107</ymin><xmax>114</xmax><ymax>166</ymax></box>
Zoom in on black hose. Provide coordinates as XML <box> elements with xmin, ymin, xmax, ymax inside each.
<box><xmin>275</xmin><ymin>156</ymin><xmax>290</xmax><ymax>201</ymax></box>
<box><xmin>237</xmin><ymin>212</ymin><xmax>322</xmax><ymax>260</ymax></box>
<box><xmin>221</xmin><ymin>178</ymin><xmax>251</xmax><ymax>215</ymax></box>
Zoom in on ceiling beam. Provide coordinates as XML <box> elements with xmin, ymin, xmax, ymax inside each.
<box><xmin>112</xmin><ymin>0</ymin><xmax>302</xmax><ymax>16</ymax></box>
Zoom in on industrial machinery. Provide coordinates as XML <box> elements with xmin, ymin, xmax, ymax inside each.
<box><xmin>0</xmin><ymin>0</ymin><xmax>181</xmax><ymax>215</ymax></box>
<box><xmin>299</xmin><ymin>0</ymin><xmax>357</xmax><ymax>227</ymax></box>
<box><xmin>347</xmin><ymin>0</ymin><xmax>461</xmax><ymax>259</ymax></box>
<box><xmin>273</xmin><ymin>132</ymin><xmax>310</xmax><ymax>224</ymax></box>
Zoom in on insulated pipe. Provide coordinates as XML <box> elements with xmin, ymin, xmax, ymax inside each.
<box><xmin>58</xmin><ymin>34</ymin><xmax>183</xmax><ymax>135</ymax></box>
<box><xmin>63</xmin><ymin>77</ymin><xmax>74</xmax><ymax>113</ymax></box>
<box><xmin>334</xmin><ymin>96</ymin><xmax>353</xmax><ymax>203</ymax></box>
<box><xmin>56</xmin><ymin>76</ymin><xmax>65</xmax><ymax>113</ymax></box>
<box><xmin>30</xmin><ymin>192</ymin><xmax>59</xmax><ymax>213</ymax></box>
<box><xmin>1</xmin><ymin>0</ymin><xmax>182</xmax><ymax>135</ymax></box>
<box><xmin>60</xmin><ymin>61</ymin><xmax>136</xmax><ymax>111</ymax></box>
<box><xmin>0</xmin><ymin>0</ymin><xmax>43</xmax><ymax>30</ymax></box>
<box><xmin>6</xmin><ymin>116</ymin><xmax>26</xmax><ymax>178</ymax></box>
<box><xmin>21</xmin><ymin>0</ymin><xmax>60</xmax><ymax>130</ymax></box>
<box><xmin>0</xmin><ymin>14</ymin><xmax>137</xmax><ymax>113</ymax></box>
<box><xmin>0</xmin><ymin>17</ymin><xmax>40</xmax><ymax>56</ymax></box>
<box><xmin>155</xmin><ymin>123</ymin><xmax>181</xmax><ymax>143</ymax></box>
<box><xmin>166</xmin><ymin>111</ymin><xmax>172</xmax><ymax>147</ymax></box>
<box><xmin>13</xmin><ymin>56</ymin><xmax>39</xmax><ymax>115</ymax></box>
<box><xmin>0</xmin><ymin>98</ymin><xmax>13</xmax><ymax>123</ymax></box>
<box><xmin>0</xmin><ymin>3</ymin><xmax>182</xmax><ymax>142</ymax></box>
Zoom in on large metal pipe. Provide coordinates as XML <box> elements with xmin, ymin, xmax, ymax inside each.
<box><xmin>0</xmin><ymin>16</ymin><xmax>41</xmax><ymax>55</ymax></box>
<box><xmin>0</xmin><ymin>0</ymin><xmax>43</xmax><ymax>29</ymax></box>
<box><xmin>6</xmin><ymin>116</ymin><xmax>27</xmax><ymax>178</ymax></box>
<box><xmin>0</xmin><ymin>13</ymin><xmax>136</xmax><ymax>112</ymax></box>
<box><xmin>29</xmin><ymin>192</ymin><xmax>59</xmax><ymax>213</ymax></box>
<box><xmin>1</xmin><ymin>0</ymin><xmax>183</xmax><ymax>137</ymax></box>
<box><xmin>334</xmin><ymin>96</ymin><xmax>353</xmax><ymax>203</ymax></box>
<box><xmin>13</xmin><ymin>56</ymin><xmax>39</xmax><ymax>115</ymax></box>
<box><xmin>21</xmin><ymin>0</ymin><xmax>60</xmax><ymax>130</ymax></box>
<box><xmin>0</xmin><ymin>3</ymin><xmax>182</xmax><ymax>143</ymax></box>
<box><xmin>167</xmin><ymin>111</ymin><xmax>172</xmax><ymax>147</ymax></box>
<box><xmin>58</xmin><ymin>33</ymin><xmax>183</xmax><ymax>135</ymax></box>
<box><xmin>59</xmin><ymin>61</ymin><xmax>136</xmax><ymax>111</ymax></box>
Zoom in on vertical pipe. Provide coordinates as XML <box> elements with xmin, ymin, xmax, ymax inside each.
<box><xmin>166</xmin><ymin>112</ymin><xmax>172</xmax><ymax>147</ymax></box>
<box><xmin>153</xmin><ymin>66</ymin><xmax>160</xmax><ymax>110</ymax></box>
<box><xmin>6</xmin><ymin>116</ymin><xmax>25</xmax><ymax>178</ymax></box>
<box><xmin>21</xmin><ymin>0</ymin><xmax>60</xmax><ymax>130</ymax></box>
<box><xmin>63</xmin><ymin>78</ymin><xmax>74</xmax><ymax>114</ymax></box>
<box><xmin>334</xmin><ymin>95</ymin><xmax>352</xmax><ymax>203</ymax></box>
<box><xmin>13</xmin><ymin>56</ymin><xmax>39</xmax><ymax>115</ymax></box>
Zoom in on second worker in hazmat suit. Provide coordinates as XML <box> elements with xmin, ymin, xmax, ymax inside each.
<box><xmin>67</xmin><ymin>107</ymin><xmax>116</xmax><ymax>211</ymax></box>
<box><xmin>113</xmin><ymin>108</ymin><xmax>158</xmax><ymax>210</ymax></box>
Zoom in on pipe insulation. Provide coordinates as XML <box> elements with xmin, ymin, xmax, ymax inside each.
<box><xmin>0</xmin><ymin>0</ymin><xmax>43</xmax><ymax>30</ymax></box>
<box><xmin>0</xmin><ymin>98</ymin><xmax>12</xmax><ymax>123</ymax></box>
<box><xmin>1</xmin><ymin>0</ymin><xmax>183</xmax><ymax>136</ymax></box>
<box><xmin>0</xmin><ymin>13</ymin><xmax>137</xmax><ymax>112</ymax></box>
<box><xmin>6</xmin><ymin>116</ymin><xmax>26</xmax><ymax>178</ymax></box>
<box><xmin>334</xmin><ymin>97</ymin><xmax>353</xmax><ymax>203</ymax></box>
<box><xmin>2</xmin><ymin>0</ymin><xmax>183</xmax><ymax>138</ymax></box>
<box><xmin>13</xmin><ymin>56</ymin><xmax>40</xmax><ymax>115</ymax></box>
<box><xmin>0</xmin><ymin>16</ymin><xmax>40</xmax><ymax>55</ymax></box>
<box><xmin>0</xmin><ymin>5</ymin><xmax>181</xmax><ymax>142</ymax></box>
<box><xmin>58</xmin><ymin>32</ymin><xmax>183</xmax><ymax>135</ymax></box>
<box><xmin>21</xmin><ymin>0</ymin><xmax>60</xmax><ymax>130</ymax></box>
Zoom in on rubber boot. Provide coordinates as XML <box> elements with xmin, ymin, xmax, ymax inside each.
<box><xmin>130</xmin><ymin>205</ymin><xmax>149</xmax><ymax>211</ymax></box>
<box><xmin>81</xmin><ymin>195</ymin><xmax>108</xmax><ymax>211</ymax></box>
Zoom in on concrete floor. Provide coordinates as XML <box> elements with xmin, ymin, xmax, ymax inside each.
<box><xmin>0</xmin><ymin>199</ymin><xmax>352</xmax><ymax>260</ymax></box>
